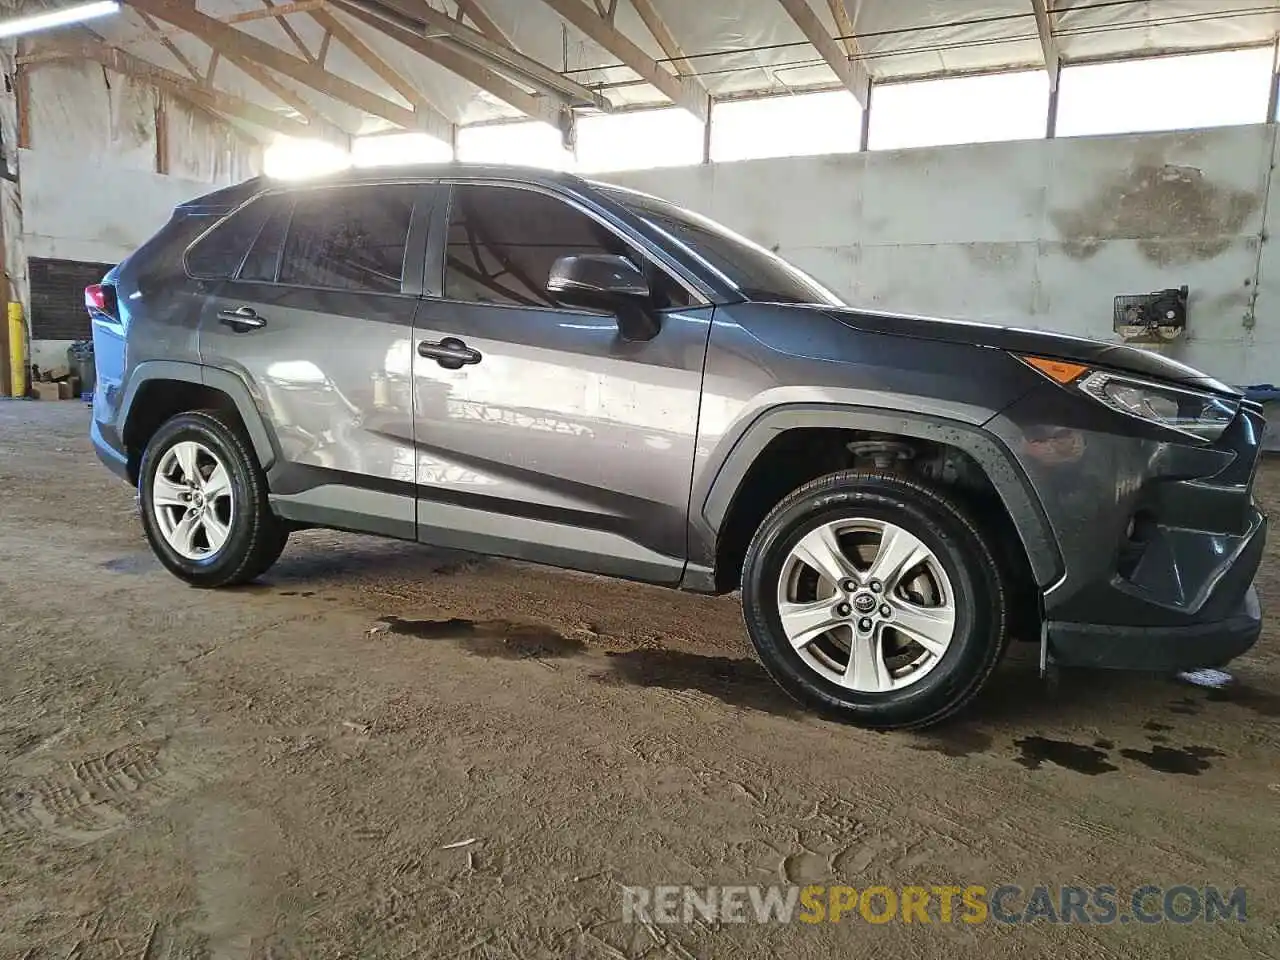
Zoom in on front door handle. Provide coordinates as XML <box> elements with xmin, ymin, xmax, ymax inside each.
<box><xmin>217</xmin><ymin>306</ymin><xmax>266</xmax><ymax>332</ymax></box>
<box><xmin>418</xmin><ymin>336</ymin><xmax>481</xmax><ymax>370</ymax></box>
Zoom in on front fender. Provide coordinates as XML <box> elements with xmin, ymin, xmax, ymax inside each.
<box><xmin>694</xmin><ymin>403</ymin><xmax>1064</xmax><ymax>589</ymax></box>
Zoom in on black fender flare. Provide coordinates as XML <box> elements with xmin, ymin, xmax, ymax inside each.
<box><xmin>119</xmin><ymin>360</ymin><xmax>279</xmax><ymax>471</ymax></box>
<box><xmin>698</xmin><ymin>403</ymin><xmax>1063</xmax><ymax>587</ymax></box>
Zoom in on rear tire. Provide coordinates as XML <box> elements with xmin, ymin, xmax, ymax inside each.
<box><xmin>741</xmin><ymin>471</ymin><xmax>1009</xmax><ymax>729</ymax></box>
<box><xmin>138</xmin><ymin>409</ymin><xmax>289</xmax><ymax>588</ymax></box>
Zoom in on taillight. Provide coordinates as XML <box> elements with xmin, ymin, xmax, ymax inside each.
<box><xmin>85</xmin><ymin>283</ymin><xmax>116</xmax><ymax>318</ymax></box>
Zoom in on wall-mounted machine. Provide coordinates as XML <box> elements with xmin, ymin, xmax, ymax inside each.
<box><xmin>1114</xmin><ymin>285</ymin><xmax>1188</xmax><ymax>344</ymax></box>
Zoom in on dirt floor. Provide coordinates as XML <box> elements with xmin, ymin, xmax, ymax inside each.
<box><xmin>1</xmin><ymin>401</ymin><xmax>1278</xmax><ymax>959</ymax></box>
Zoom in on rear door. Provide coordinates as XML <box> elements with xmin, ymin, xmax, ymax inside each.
<box><xmin>196</xmin><ymin>180</ymin><xmax>437</xmax><ymax>538</ymax></box>
<box><xmin>410</xmin><ymin>182</ymin><xmax>714</xmax><ymax>583</ymax></box>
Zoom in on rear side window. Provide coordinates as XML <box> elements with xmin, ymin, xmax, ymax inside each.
<box><xmin>185</xmin><ymin>199</ymin><xmax>272</xmax><ymax>279</ymax></box>
<box><xmin>444</xmin><ymin>184</ymin><xmax>693</xmax><ymax>310</ymax></box>
<box><xmin>278</xmin><ymin>184</ymin><xmax>418</xmax><ymax>294</ymax></box>
<box><xmin>239</xmin><ymin>199</ymin><xmax>293</xmax><ymax>282</ymax></box>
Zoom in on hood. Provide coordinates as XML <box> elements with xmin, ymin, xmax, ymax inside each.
<box><xmin>822</xmin><ymin>307</ymin><xmax>1238</xmax><ymax>396</ymax></box>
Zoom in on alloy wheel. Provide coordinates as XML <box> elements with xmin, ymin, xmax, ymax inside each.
<box><xmin>151</xmin><ymin>441</ymin><xmax>236</xmax><ymax>561</ymax></box>
<box><xmin>775</xmin><ymin>518</ymin><xmax>956</xmax><ymax>692</ymax></box>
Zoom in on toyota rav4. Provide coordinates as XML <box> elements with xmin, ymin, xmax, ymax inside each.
<box><xmin>87</xmin><ymin>166</ymin><xmax>1267</xmax><ymax>728</ymax></box>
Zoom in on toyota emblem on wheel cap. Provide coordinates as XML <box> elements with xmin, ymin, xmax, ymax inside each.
<box><xmin>853</xmin><ymin>594</ymin><xmax>877</xmax><ymax>614</ymax></box>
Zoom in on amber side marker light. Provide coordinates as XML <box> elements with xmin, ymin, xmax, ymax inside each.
<box><xmin>1018</xmin><ymin>355</ymin><xmax>1090</xmax><ymax>384</ymax></box>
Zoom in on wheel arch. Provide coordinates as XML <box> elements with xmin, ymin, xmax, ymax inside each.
<box><xmin>696</xmin><ymin>404</ymin><xmax>1063</xmax><ymax>594</ymax></box>
<box><xmin>120</xmin><ymin>361</ymin><xmax>278</xmax><ymax>482</ymax></box>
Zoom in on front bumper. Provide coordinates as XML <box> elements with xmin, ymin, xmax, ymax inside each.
<box><xmin>1047</xmin><ymin>586</ymin><xmax>1261</xmax><ymax>671</ymax></box>
<box><xmin>988</xmin><ymin>386</ymin><xmax>1268</xmax><ymax>672</ymax></box>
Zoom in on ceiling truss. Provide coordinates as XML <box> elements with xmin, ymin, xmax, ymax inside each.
<box><xmin>537</xmin><ymin>0</ymin><xmax>707</xmax><ymax>119</ymax></box>
<box><xmin>1030</xmin><ymin>0</ymin><xmax>1061</xmax><ymax>90</ymax></box>
<box><xmin>777</xmin><ymin>0</ymin><xmax>869</xmax><ymax>107</ymax></box>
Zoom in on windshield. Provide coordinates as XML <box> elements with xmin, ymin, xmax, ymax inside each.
<box><xmin>599</xmin><ymin>185</ymin><xmax>844</xmax><ymax>306</ymax></box>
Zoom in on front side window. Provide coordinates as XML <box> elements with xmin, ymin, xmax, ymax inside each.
<box><xmin>278</xmin><ymin>184</ymin><xmax>418</xmax><ymax>294</ymax></box>
<box><xmin>600</xmin><ymin>185</ymin><xmax>842</xmax><ymax>306</ymax></box>
<box><xmin>443</xmin><ymin>184</ymin><xmax>691</xmax><ymax>310</ymax></box>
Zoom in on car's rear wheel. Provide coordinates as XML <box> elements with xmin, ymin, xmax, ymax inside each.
<box><xmin>139</xmin><ymin>410</ymin><xmax>288</xmax><ymax>588</ymax></box>
<box><xmin>741</xmin><ymin>471</ymin><xmax>1009</xmax><ymax>729</ymax></box>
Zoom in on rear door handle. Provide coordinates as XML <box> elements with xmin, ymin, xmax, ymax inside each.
<box><xmin>418</xmin><ymin>336</ymin><xmax>481</xmax><ymax>370</ymax></box>
<box><xmin>217</xmin><ymin>306</ymin><xmax>266</xmax><ymax>332</ymax></box>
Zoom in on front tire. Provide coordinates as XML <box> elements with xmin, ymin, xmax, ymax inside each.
<box><xmin>741</xmin><ymin>471</ymin><xmax>1009</xmax><ymax>729</ymax></box>
<box><xmin>138</xmin><ymin>409</ymin><xmax>288</xmax><ymax>588</ymax></box>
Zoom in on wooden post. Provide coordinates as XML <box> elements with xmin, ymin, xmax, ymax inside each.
<box><xmin>0</xmin><ymin>205</ymin><xmax>8</xmax><ymax>397</ymax></box>
<box><xmin>155</xmin><ymin>93</ymin><xmax>169</xmax><ymax>174</ymax></box>
<box><xmin>15</xmin><ymin>41</ymin><xmax>30</xmax><ymax>149</ymax></box>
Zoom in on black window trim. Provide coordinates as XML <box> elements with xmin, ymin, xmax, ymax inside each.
<box><xmin>429</xmin><ymin>178</ymin><xmax>712</xmax><ymax>314</ymax></box>
<box><xmin>235</xmin><ymin>193</ymin><xmax>294</xmax><ymax>283</ymax></box>
<box><xmin>184</xmin><ymin>179</ymin><xmax>434</xmax><ymax>299</ymax></box>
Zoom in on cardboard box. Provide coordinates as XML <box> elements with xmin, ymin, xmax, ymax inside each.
<box><xmin>31</xmin><ymin>382</ymin><xmax>60</xmax><ymax>401</ymax></box>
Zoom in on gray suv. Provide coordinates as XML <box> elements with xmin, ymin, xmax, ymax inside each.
<box><xmin>88</xmin><ymin>166</ymin><xmax>1267</xmax><ymax>728</ymax></box>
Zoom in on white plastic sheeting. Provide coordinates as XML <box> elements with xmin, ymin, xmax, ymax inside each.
<box><xmin>27</xmin><ymin>61</ymin><xmax>158</xmax><ymax>173</ymax></box>
<box><xmin>25</xmin><ymin>59</ymin><xmax>260</xmax><ymax>181</ymax></box>
<box><xmin>85</xmin><ymin>0</ymin><xmax>1280</xmax><ymax>131</ymax></box>
<box><xmin>167</xmin><ymin>97</ymin><xmax>264</xmax><ymax>183</ymax></box>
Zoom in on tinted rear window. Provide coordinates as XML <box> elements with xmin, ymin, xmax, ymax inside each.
<box><xmin>185</xmin><ymin>199</ymin><xmax>273</xmax><ymax>279</ymax></box>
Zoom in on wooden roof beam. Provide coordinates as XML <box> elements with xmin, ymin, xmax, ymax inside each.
<box><xmin>1031</xmin><ymin>0</ymin><xmax>1061</xmax><ymax>90</ymax></box>
<box><xmin>777</xmin><ymin>0</ymin><xmax>869</xmax><ymax>107</ymax></box>
<box><xmin>308</xmin><ymin>5</ymin><xmax>439</xmax><ymax>118</ymax></box>
<box><xmin>387</xmin><ymin>0</ymin><xmax>604</xmax><ymax>108</ymax></box>
<box><xmin>19</xmin><ymin>40</ymin><xmax>318</xmax><ymax>140</ymax></box>
<box><xmin>260</xmin><ymin>0</ymin><xmax>320</xmax><ymax>63</ymax></box>
<box><xmin>335</xmin><ymin>0</ymin><xmax>568</xmax><ymax>126</ymax></box>
<box><xmin>132</xmin><ymin>7</ymin><xmax>203</xmax><ymax>79</ymax></box>
<box><xmin>629</xmin><ymin>0</ymin><xmax>701</xmax><ymax>88</ymax></box>
<box><xmin>126</xmin><ymin>0</ymin><xmax>451</xmax><ymax>138</ymax></box>
<box><xmin>453</xmin><ymin>0</ymin><xmax>515</xmax><ymax>50</ymax></box>
<box><xmin>538</xmin><ymin>0</ymin><xmax>706</xmax><ymax>119</ymax></box>
<box><xmin>220</xmin><ymin>52</ymin><xmax>351</xmax><ymax>143</ymax></box>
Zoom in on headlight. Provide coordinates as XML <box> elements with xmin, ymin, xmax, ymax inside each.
<box><xmin>1077</xmin><ymin>371</ymin><xmax>1238</xmax><ymax>441</ymax></box>
<box><xmin>1016</xmin><ymin>355</ymin><xmax>1239</xmax><ymax>442</ymax></box>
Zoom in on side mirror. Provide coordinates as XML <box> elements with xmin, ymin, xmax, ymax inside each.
<box><xmin>547</xmin><ymin>254</ymin><xmax>660</xmax><ymax>341</ymax></box>
<box><xmin>548</xmin><ymin>254</ymin><xmax>650</xmax><ymax>301</ymax></box>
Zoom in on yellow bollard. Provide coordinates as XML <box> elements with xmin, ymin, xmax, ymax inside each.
<box><xmin>7</xmin><ymin>302</ymin><xmax>26</xmax><ymax>398</ymax></box>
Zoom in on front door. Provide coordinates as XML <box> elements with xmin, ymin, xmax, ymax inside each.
<box><xmin>411</xmin><ymin>182</ymin><xmax>712</xmax><ymax>583</ymax></box>
<box><xmin>198</xmin><ymin>181</ymin><xmax>435</xmax><ymax>539</ymax></box>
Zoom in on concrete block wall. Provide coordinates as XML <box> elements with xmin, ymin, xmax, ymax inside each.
<box><xmin>609</xmin><ymin>124</ymin><xmax>1278</xmax><ymax>387</ymax></box>
<box><xmin>16</xmin><ymin>100</ymin><xmax>1280</xmax><ymax>387</ymax></box>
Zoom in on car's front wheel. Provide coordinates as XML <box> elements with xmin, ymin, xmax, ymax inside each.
<box><xmin>138</xmin><ymin>410</ymin><xmax>288</xmax><ymax>588</ymax></box>
<box><xmin>741</xmin><ymin>471</ymin><xmax>1009</xmax><ymax>729</ymax></box>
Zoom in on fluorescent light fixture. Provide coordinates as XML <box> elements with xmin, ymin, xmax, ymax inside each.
<box><xmin>0</xmin><ymin>0</ymin><xmax>120</xmax><ymax>39</ymax></box>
